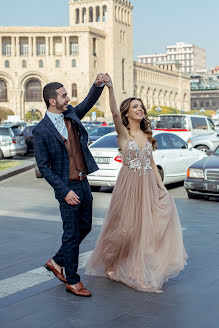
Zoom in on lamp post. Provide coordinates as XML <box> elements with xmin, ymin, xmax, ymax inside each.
<box><xmin>30</xmin><ymin>108</ymin><xmax>37</xmax><ymax>122</ymax></box>
<box><xmin>200</xmin><ymin>108</ymin><xmax>205</xmax><ymax>115</ymax></box>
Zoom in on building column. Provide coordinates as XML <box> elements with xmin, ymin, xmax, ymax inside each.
<box><xmin>62</xmin><ymin>36</ymin><xmax>65</xmax><ymax>56</ymax></box>
<box><xmin>0</xmin><ymin>36</ymin><xmax>2</xmax><ymax>56</ymax></box>
<box><xmin>28</xmin><ymin>36</ymin><xmax>32</xmax><ymax>56</ymax></box>
<box><xmin>16</xmin><ymin>36</ymin><xmax>19</xmax><ymax>56</ymax></box>
<box><xmin>46</xmin><ymin>36</ymin><xmax>49</xmax><ymax>55</ymax></box>
<box><xmin>33</xmin><ymin>36</ymin><xmax>36</xmax><ymax>56</ymax></box>
<box><xmin>50</xmin><ymin>36</ymin><xmax>53</xmax><ymax>56</ymax></box>
<box><xmin>66</xmin><ymin>36</ymin><xmax>69</xmax><ymax>56</ymax></box>
<box><xmin>11</xmin><ymin>36</ymin><xmax>15</xmax><ymax>56</ymax></box>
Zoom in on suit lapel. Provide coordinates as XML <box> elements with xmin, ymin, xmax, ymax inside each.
<box><xmin>43</xmin><ymin>114</ymin><xmax>64</xmax><ymax>145</ymax></box>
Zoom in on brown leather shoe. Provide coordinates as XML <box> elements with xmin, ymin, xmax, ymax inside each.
<box><xmin>66</xmin><ymin>282</ymin><xmax>91</xmax><ymax>297</ymax></box>
<box><xmin>44</xmin><ymin>259</ymin><xmax>67</xmax><ymax>283</ymax></box>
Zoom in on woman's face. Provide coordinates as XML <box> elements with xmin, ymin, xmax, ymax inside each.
<box><xmin>127</xmin><ymin>99</ymin><xmax>145</xmax><ymax>122</ymax></box>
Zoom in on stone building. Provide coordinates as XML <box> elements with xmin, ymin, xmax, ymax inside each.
<box><xmin>0</xmin><ymin>0</ymin><xmax>190</xmax><ymax>121</ymax></box>
<box><xmin>138</xmin><ymin>41</ymin><xmax>206</xmax><ymax>75</ymax></box>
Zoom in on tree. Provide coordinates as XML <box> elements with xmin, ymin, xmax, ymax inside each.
<box><xmin>85</xmin><ymin>107</ymin><xmax>104</xmax><ymax>118</ymax></box>
<box><xmin>0</xmin><ymin>106</ymin><xmax>14</xmax><ymax>122</ymax></box>
<box><xmin>25</xmin><ymin>110</ymin><xmax>42</xmax><ymax>122</ymax></box>
<box><xmin>148</xmin><ymin>106</ymin><xmax>180</xmax><ymax>117</ymax></box>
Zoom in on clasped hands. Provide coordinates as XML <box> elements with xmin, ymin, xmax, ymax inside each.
<box><xmin>94</xmin><ymin>73</ymin><xmax>112</xmax><ymax>88</ymax></box>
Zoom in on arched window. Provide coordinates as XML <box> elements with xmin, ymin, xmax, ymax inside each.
<box><xmin>123</xmin><ymin>31</ymin><xmax>126</xmax><ymax>43</ymax></box>
<box><xmin>96</xmin><ymin>6</ymin><xmax>100</xmax><ymax>22</ymax></box>
<box><xmin>103</xmin><ymin>5</ymin><xmax>107</xmax><ymax>21</ymax></box>
<box><xmin>25</xmin><ymin>79</ymin><xmax>42</xmax><ymax>102</ymax></box>
<box><xmin>0</xmin><ymin>80</ymin><xmax>7</xmax><ymax>102</ymax></box>
<box><xmin>75</xmin><ymin>8</ymin><xmax>80</xmax><ymax>24</ymax></box>
<box><xmin>39</xmin><ymin>60</ymin><xmax>43</xmax><ymax>68</ymax></box>
<box><xmin>120</xmin><ymin>30</ymin><xmax>123</xmax><ymax>43</ymax></box>
<box><xmin>5</xmin><ymin>60</ymin><xmax>9</xmax><ymax>68</ymax></box>
<box><xmin>56</xmin><ymin>60</ymin><xmax>60</xmax><ymax>68</ymax></box>
<box><xmin>122</xmin><ymin>59</ymin><xmax>125</xmax><ymax>91</ymax></box>
<box><xmin>121</xmin><ymin>9</ymin><xmax>124</xmax><ymax>23</ymax></box>
<box><xmin>115</xmin><ymin>6</ymin><xmax>117</xmax><ymax>21</ymax></box>
<box><xmin>89</xmin><ymin>7</ymin><xmax>93</xmax><ymax>22</ymax></box>
<box><xmin>82</xmin><ymin>8</ymin><xmax>86</xmax><ymax>23</ymax></box>
<box><xmin>72</xmin><ymin>59</ymin><xmax>76</xmax><ymax>67</ymax></box>
<box><xmin>127</xmin><ymin>11</ymin><xmax>130</xmax><ymax>25</ymax></box>
<box><xmin>72</xmin><ymin>83</ymin><xmax>77</xmax><ymax>98</ymax></box>
<box><xmin>124</xmin><ymin>10</ymin><xmax>127</xmax><ymax>24</ymax></box>
<box><xmin>22</xmin><ymin>60</ymin><xmax>26</xmax><ymax>68</ymax></box>
<box><xmin>118</xmin><ymin>7</ymin><xmax>121</xmax><ymax>22</ymax></box>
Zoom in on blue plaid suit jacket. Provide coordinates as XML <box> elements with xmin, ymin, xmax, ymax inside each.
<box><xmin>33</xmin><ymin>84</ymin><xmax>103</xmax><ymax>201</ymax></box>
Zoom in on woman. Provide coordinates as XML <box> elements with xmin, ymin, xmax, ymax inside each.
<box><xmin>86</xmin><ymin>74</ymin><xmax>187</xmax><ymax>293</ymax></box>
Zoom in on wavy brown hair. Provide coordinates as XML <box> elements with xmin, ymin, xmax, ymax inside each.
<box><xmin>120</xmin><ymin>97</ymin><xmax>157</xmax><ymax>150</ymax></box>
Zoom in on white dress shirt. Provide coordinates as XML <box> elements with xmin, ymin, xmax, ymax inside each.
<box><xmin>46</xmin><ymin>111</ymin><xmax>68</xmax><ymax>140</ymax></box>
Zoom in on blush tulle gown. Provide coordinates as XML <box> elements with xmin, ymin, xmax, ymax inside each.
<box><xmin>86</xmin><ymin>139</ymin><xmax>187</xmax><ymax>292</ymax></box>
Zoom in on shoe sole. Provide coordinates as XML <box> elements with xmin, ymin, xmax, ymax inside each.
<box><xmin>66</xmin><ymin>289</ymin><xmax>91</xmax><ymax>297</ymax></box>
<box><xmin>44</xmin><ymin>264</ymin><xmax>67</xmax><ymax>283</ymax></box>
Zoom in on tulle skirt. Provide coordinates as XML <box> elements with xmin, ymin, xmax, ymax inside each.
<box><xmin>86</xmin><ymin>166</ymin><xmax>187</xmax><ymax>292</ymax></box>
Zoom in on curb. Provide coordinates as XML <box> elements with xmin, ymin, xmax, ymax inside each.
<box><xmin>0</xmin><ymin>161</ymin><xmax>35</xmax><ymax>181</ymax></box>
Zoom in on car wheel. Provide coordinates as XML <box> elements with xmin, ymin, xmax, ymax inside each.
<box><xmin>196</xmin><ymin>145</ymin><xmax>209</xmax><ymax>152</ymax></box>
<box><xmin>91</xmin><ymin>186</ymin><xmax>101</xmax><ymax>192</ymax></box>
<box><xmin>0</xmin><ymin>149</ymin><xmax>4</xmax><ymax>160</ymax></box>
<box><xmin>35</xmin><ymin>163</ymin><xmax>43</xmax><ymax>178</ymax></box>
<box><xmin>158</xmin><ymin>167</ymin><xmax>164</xmax><ymax>181</ymax></box>
<box><xmin>187</xmin><ymin>191</ymin><xmax>199</xmax><ymax>199</ymax></box>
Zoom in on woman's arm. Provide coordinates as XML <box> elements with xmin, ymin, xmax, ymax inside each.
<box><xmin>151</xmin><ymin>155</ymin><xmax>166</xmax><ymax>191</ymax></box>
<box><xmin>103</xmin><ymin>74</ymin><xmax>128</xmax><ymax>141</ymax></box>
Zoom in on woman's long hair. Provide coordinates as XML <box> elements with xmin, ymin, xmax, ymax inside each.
<box><xmin>120</xmin><ymin>97</ymin><xmax>157</xmax><ymax>150</ymax></box>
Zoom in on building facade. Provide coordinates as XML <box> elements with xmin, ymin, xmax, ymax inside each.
<box><xmin>191</xmin><ymin>70</ymin><xmax>219</xmax><ymax>111</ymax></box>
<box><xmin>138</xmin><ymin>41</ymin><xmax>206</xmax><ymax>75</ymax></box>
<box><xmin>0</xmin><ymin>0</ymin><xmax>190</xmax><ymax>120</ymax></box>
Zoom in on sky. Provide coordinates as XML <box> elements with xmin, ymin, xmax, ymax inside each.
<box><xmin>0</xmin><ymin>0</ymin><xmax>218</xmax><ymax>68</ymax></box>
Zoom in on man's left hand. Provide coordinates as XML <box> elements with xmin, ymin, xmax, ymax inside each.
<box><xmin>94</xmin><ymin>73</ymin><xmax>105</xmax><ymax>87</ymax></box>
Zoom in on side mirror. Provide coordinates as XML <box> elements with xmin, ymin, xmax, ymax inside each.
<box><xmin>187</xmin><ymin>143</ymin><xmax>192</xmax><ymax>150</ymax></box>
<box><xmin>206</xmin><ymin>149</ymin><xmax>213</xmax><ymax>155</ymax></box>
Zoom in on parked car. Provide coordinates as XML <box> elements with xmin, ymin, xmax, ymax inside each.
<box><xmin>22</xmin><ymin>125</ymin><xmax>35</xmax><ymax>152</ymax></box>
<box><xmin>87</xmin><ymin>131</ymin><xmax>206</xmax><ymax>190</ymax></box>
<box><xmin>92</xmin><ymin>121</ymin><xmax>107</xmax><ymax>126</ymax></box>
<box><xmin>184</xmin><ymin>145</ymin><xmax>219</xmax><ymax>199</ymax></box>
<box><xmin>0</xmin><ymin>125</ymin><xmax>27</xmax><ymax>159</ymax></box>
<box><xmin>187</xmin><ymin>131</ymin><xmax>219</xmax><ymax>152</ymax></box>
<box><xmin>155</xmin><ymin>114</ymin><xmax>215</xmax><ymax>141</ymax></box>
<box><xmin>89</xmin><ymin>126</ymin><xmax>115</xmax><ymax>142</ymax></box>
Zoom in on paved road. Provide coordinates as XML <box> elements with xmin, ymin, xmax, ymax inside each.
<box><xmin>0</xmin><ymin>170</ymin><xmax>219</xmax><ymax>328</ymax></box>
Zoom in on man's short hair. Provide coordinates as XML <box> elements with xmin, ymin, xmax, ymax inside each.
<box><xmin>43</xmin><ymin>82</ymin><xmax>63</xmax><ymax>109</ymax></box>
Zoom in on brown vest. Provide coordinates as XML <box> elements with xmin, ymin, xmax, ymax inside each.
<box><xmin>62</xmin><ymin>118</ymin><xmax>87</xmax><ymax>179</ymax></box>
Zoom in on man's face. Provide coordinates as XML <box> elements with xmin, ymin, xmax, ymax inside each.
<box><xmin>54</xmin><ymin>87</ymin><xmax>70</xmax><ymax>112</ymax></box>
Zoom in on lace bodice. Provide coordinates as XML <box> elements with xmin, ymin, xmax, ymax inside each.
<box><xmin>122</xmin><ymin>139</ymin><xmax>153</xmax><ymax>175</ymax></box>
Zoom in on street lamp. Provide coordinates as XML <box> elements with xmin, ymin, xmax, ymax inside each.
<box><xmin>200</xmin><ymin>108</ymin><xmax>205</xmax><ymax>115</ymax></box>
<box><xmin>30</xmin><ymin>108</ymin><xmax>37</xmax><ymax>121</ymax></box>
<box><xmin>180</xmin><ymin>108</ymin><xmax>185</xmax><ymax>114</ymax></box>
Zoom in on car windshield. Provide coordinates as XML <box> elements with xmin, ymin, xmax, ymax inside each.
<box><xmin>89</xmin><ymin>127</ymin><xmax>114</xmax><ymax>136</ymax></box>
<box><xmin>215</xmin><ymin>147</ymin><xmax>219</xmax><ymax>155</ymax></box>
<box><xmin>156</xmin><ymin>116</ymin><xmax>187</xmax><ymax>129</ymax></box>
<box><xmin>89</xmin><ymin>134</ymin><xmax>118</xmax><ymax>148</ymax></box>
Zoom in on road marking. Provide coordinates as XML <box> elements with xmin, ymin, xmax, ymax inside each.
<box><xmin>0</xmin><ymin>250</ymin><xmax>92</xmax><ymax>299</ymax></box>
<box><xmin>0</xmin><ymin>209</ymin><xmax>104</xmax><ymax>225</ymax></box>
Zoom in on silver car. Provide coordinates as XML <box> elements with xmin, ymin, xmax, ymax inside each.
<box><xmin>187</xmin><ymin>131</ymin><xmax>219</xmax><ymax>152</ymax></box>
<box><xmin>0</xmin><ymin>125</ymin><xmax>27</xmax><ymax>159</ymax></box>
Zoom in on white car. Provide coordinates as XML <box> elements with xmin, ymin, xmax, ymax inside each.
<box><xmin>88</xmin><ymin>131</ymin><xmax>206</xmax><ymax>191</ymax></box>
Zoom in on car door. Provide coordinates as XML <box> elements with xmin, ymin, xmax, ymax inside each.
<box><xmin>167</xmin><ymin>133</ymin><xmax>197</xmax><ymax>177</ymax></box>
<box><xmin>190</xmin><ymin>116</ymin><xmax>208</xmax><ymax>136</ymax></box>
<box><xmin>154</xmin><ymin>133</ymin><xmax>184</xmax><ymax>182</ymax></box>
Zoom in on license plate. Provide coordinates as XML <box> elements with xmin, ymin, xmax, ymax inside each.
<box><xmin>207</xmin><ymin>183</ymin><xmax>217</xmax><ymax>191</ymax></box>
<box><xmin>94</xmin><ymin>157</ymin><xmax>110</xmax><ymax>164</ymax></box>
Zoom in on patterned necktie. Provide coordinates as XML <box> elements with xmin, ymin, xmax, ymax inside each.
<box><xmin>55</xmin><ymin>114</ymin><xmax>68</xmax><ymax>140</ymax></box>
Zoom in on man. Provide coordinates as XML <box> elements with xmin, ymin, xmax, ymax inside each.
<box><xmin>33</xmin><ymin>75</ymin><xmax>105</xmax><ymax>297</ymax></box>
